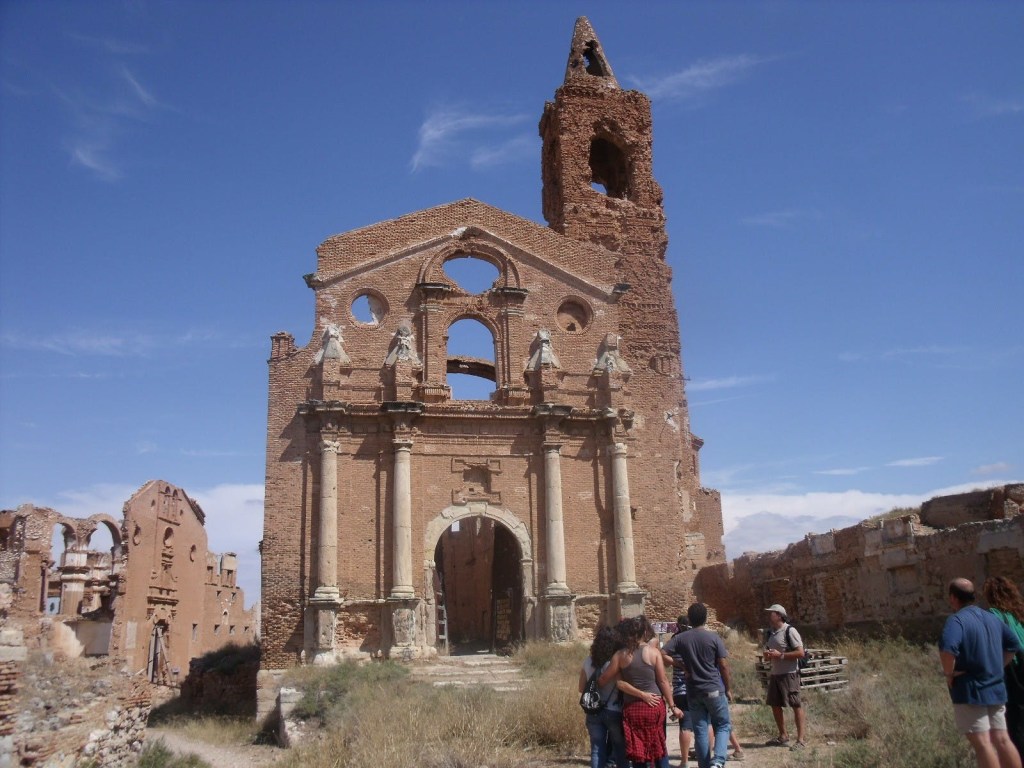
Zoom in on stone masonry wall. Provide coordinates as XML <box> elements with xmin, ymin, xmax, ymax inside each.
<box><xmin>1</xmin><ymin>621</ymin><xmax>151</xmax><ymax>768</ymax></box>
<box><xmin>696</xmin><ymin>487</ymin><xmax>1023</xmax><ymax>635</ymax></box>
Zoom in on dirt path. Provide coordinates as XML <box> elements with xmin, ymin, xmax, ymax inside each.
<box><xmin>146</xmin><ymin>727</ymin><xmax>285</xmax><ymax>768</ymax></box>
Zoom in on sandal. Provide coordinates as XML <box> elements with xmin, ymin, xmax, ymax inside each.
<box><xmin>765</xmin><ymin>736</ymin><xmax>790</xmax><ymax>746</ymax></box>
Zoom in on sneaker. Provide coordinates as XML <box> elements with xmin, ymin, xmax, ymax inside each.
<box><xmin>765</xmin><ymin>736</ymin><xmax>790</xmax><ymax>747</ymax></box>
<box><xmin>790</xmin><ymin>741</ymin><xmax>807</xmax><ymax>751</ymax></box>
<box><xmin>730</xmin><ymin>750</ymin><xmax>746</xmax><ymax>761</ymax></box>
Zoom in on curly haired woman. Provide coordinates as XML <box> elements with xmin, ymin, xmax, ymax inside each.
<box><xmin>984</xmin><ymin>576</ymin><xmax>1024</xmax><ymax>757</ymax></box>
<box><xmin>579</xmin><ymin>626</ymin><xmax>628</xmax><ymax>768</ymax></box>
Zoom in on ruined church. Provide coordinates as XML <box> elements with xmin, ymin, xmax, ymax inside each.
<box><xmin>260</xmin><ymin>18</ymin><xmax>725</xmax><ymax>677</ymax></box>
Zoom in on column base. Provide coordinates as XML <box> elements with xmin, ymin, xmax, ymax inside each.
<box><xmin>385</xmin><ymin>597</ymin><xmax>424</xmax><ymax>661</ymax></box>
<box><xmin>542</xmin><ymin>592</ymin><xmax>575</xmax><ymax>642</ymax></box>
<box><xmin>305</xmin><ymin>593</ymin><xmax>342</xmax><ymax>665</ymax></box>
<box><xmin>614</xmin><ymin>588</ymin><xmax>646</xmax><ymax>622</ymax></box>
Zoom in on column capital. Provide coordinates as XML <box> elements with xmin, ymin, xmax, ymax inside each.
<box><xmin>320</xmin><ymin>438</ymin><xmax>342</xmax><ymax>455</ymax></box>
<box><xmin>393</xmin><ymin>438</ymin><xmax>413</xmax><ymax>452</ymax></box>
<box><xmin>610</xmin><ymin>442</ymin><xmax>628</xmax><ymax>457</ymax></box>
<box><xmin>542</xmin><ymin>441</ymin><xmax>562</xmax><ymax>454</ymax></box>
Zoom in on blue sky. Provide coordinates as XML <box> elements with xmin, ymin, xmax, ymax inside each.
<box><xmin>2</xmin><ymin>2</ymin><xmax>1021</xmax><ymax>605</ymax></box>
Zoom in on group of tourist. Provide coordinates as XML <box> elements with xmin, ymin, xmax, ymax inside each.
<box><xmin>578</xmin><ymin>572</ymin><xmax>1024</xmax><ymax>768</ymax></box>
<box><xmin>578</xmin><ymin>602</ymin><xmax>807</xmax><ymax>768</ymax></box>
<box><xmin>941</xmin><ymin>575</ymin><xmax>1024</xmax><ymax>768</ymax></box>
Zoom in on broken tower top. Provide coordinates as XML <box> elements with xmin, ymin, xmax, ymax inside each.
<box><xmin>563</xmin><ymin>16</ymin><xmax>619</xmax><ymax>89</ymax></box>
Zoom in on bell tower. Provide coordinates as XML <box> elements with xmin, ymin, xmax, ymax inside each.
<box><xmin>539</xmin><ymin>18</ymin><xmax>724</xmax><ymax>570</ymax></box>
<box><xmin>540</xmin><ymin>17</ymin><xmax>665</xmax><ymax>258</ymax></box>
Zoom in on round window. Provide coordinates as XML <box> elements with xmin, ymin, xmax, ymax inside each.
<box><xmin>351</xmin><ymin>291</ymin><xmax>388</xmax><ymax>326</ymax></box>
<box><xmin>556</xmin><ymin>299</ymin><xmax>592</xmax><ymax>333</ymax></box>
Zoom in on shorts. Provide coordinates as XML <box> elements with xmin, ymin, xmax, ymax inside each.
<box><xmin>766</xmin><ymin>672</ymin><xmax>802</xmax><ymax>709</ymax></box>
<box><xmin>676</xmin><ymin>707</ymin><xmax>693</xmax><ymax>732</ymax></box>
<box><xmin>953</xmin><ymin>704</ymin><xmax>1007</xmax><ymax>734</ymax></box>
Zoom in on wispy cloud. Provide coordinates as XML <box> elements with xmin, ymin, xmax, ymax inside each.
<box><xmin>973</xmin><ymin>462</ymin><xmax>1012</xmax><ymax>476</ymax></box>
<box><xmin>180</xmin><ymin>449</ymin><xmax>248</xmax><ymax>458</ymax></box>
<box><xmin>837</xmin><ymin>344</ymin><xmax>1020</xmax><ymax>370</ymax></box>
<box><xmin>67</xmin><ymin>141</ymin><xmax>122</xmax><ymax>181</ymax></box>
<box><xmin>814</xmin><ymin>467</ymin><xmax>871</xmax><ymax>476</ymax></box>
<box><xmin>630</xmin><ymin>54</ymin><xmax>772</xmax><ymax>102</ymax></box>
<box><xmin>886</xmin><ymin>456</ymin><xmax>943</xmax><ymax>468</ymax></box>
<box><xmin>135</xmin><ymin>441</ymin><xmax>158</xmax><ymax>455</ymax></box>
<box><xmin>66</xmin><ymin>32</ymin><xmax>151</xmax><ymax>56</ymax></box>
<box><xmin>742</xmin><ymin>208</ymin><xmax>820</xmax><ymax>229</ymax></box>
<box><xmin>688</xmin><ymin>374</ymin><xmax>774</xmax><ymax>392</ymax></box>
<box><xmin>410</xmin><ymin>107</ymin><xmax>530</xmax><ymax>172</ymax></box>
<box><xmin>51</xmin><ymin>61</ymin><xmax>167</xmax><ymax>181</ymax></box>
<box><xmin>961</xmin><ymin>92</ymin><xmax>1024</xmax><ymax>119</ymax></box>
<box><xmin>470</xmin><ymin>135</ymin><xmax>536</xmax><ymax>170</ymax></box>
<box><xmin>0</xmin><ymin>327</ymin><xmax>254</xmax><ymax>356</ymax></box>
<box><xmin>120</xmin><ymin>67</ymin><xmax>159</xmax><ymax>108</ymax></box>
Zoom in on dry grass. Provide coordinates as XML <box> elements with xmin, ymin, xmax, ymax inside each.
<box><xmin>728</xmin><ymin>633</ymin><xmax>975</xmax><ymax>768</ymax></box>
<box><xmin>278</xmin><ymin>643</ymin><xmax>586</xmax><ymax>768</ymax></box>
<box><xmin>156</xmin><ymin>633</ymin><xmax>979</xmax><ymax>768</ymax></box>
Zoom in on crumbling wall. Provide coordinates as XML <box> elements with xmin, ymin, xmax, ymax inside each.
<box><xmin>697</xmin><ymin>487</ymin><xmax>1023</xmax><ymax>635</ymax></box>
<box><xmin>1</xmin><ymin>624</ymin><xmax>150</xmax><ymax>768</ymax></box>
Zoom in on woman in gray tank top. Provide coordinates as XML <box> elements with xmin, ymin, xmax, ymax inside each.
<box><xmin>599</xmin><ymin>616</ymin><xmax>681</xmax><ymax>768</ymax></box>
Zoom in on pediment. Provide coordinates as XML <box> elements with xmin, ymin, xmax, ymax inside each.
<box><xmin>312</xmin><ymin>199</ymin><xmax>619</xmax><ymax>300</ymax></box>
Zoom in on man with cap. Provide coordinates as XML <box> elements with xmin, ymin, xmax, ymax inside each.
<box><xmin>763</xmin><ymin>604</ymin><xmax>806</xmax><ymax>750</ymax></box>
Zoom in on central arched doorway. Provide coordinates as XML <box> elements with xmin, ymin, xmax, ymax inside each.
<box><xmin>430</xmin><ymin>510</ymin><xmax>528</xmax><ymax>654</ymax></box>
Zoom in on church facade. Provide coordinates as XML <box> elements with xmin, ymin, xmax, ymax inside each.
<box><xmin>260</xmin><ymin>18</ymin><xmax>724</xmax><ymax>678</ymax></box>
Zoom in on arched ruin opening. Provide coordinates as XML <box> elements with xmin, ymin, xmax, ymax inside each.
<box><xmin>433</xmin><ymin>516</ymin><xmax>523</xmax><ymax>653</ymax></box>
<box><xmin>446</xmin><ymin>317</ymin><xmax>497</xmax><ymax>400</ymax></box>
<box><xmin>589</xmin><ymin>136</ymin><xmax>630</xmax><ymax>199</ymax></box>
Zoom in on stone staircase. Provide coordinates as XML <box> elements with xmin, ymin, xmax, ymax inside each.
<box><xmin>408</xmin><ymin>652</ymin><xmax>527</xmax><ymax>692</ymax></box>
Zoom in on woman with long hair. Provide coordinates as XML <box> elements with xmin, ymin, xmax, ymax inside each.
<box><xmin>983</xmin><ymin>576</ymin><xmax>1024</xmax><ymax>757</ymax></box>
<box><xmin>579</xmin><ymin>625</ymin><xmax>628</xmax><ymax>768</ymax></box>
<box><xmin>599</xmin><ymin>616</ymin><xmax>681</xmax><ymax>768</ymax></box>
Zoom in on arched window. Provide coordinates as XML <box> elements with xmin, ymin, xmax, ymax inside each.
<box><xmin>50</xmin><ymin>523</ymin><xmax>75</xmax><ymax>569</ymax></box>
<box><xmin>447</xmin><ymin>318</ymin><xmax>496</xmax><ymax>400</ymax></box>
<box><xmin>589</xmin><ymin>136</ymin><xmax>630</xmax><ymax>199</ymax></box>
<box><xmin>443</xmin><ymin>254</ymin><xmax>500</xmax><ymax>294</ymax></box>
<box><xmin>87</xmin><ymin>524</ymin><xmax>116</xmax><ymax>569</ymax></box>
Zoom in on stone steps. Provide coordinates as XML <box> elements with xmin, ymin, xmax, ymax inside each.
<box><xmin>408</xmin><ymin>653</ymin><xmax>527</xmax><ymax>692</ymax></box>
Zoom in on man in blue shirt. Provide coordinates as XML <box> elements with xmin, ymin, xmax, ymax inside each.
<box><xmin>939</xmin><ymin>577</ymin><xmax>1022</xmax><ymax>768</ymax></box>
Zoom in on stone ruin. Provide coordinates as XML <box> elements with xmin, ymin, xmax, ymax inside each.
<box><xmin>696</xmin><ymin>484</ymin><xmax>1024</xmax><ymax>637</ymax></box>
<box><xmin>0</xmin><ymin>479</ymin><xmax>257</xmax><ymax>765</ymax></box>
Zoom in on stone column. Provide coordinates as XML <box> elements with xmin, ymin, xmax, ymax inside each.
<box><xmin>543</xmin><ymin>442</ymin><xmax>569</xmax><ymax>595</ymax></box>
<box><xmin>314</xmin><ymin>439</ymin><xmax>341</xmax><ymax>601</ymax></box>
<box><xmin>390</xmin><ymin>439</ymin><xmax>415</xmax><ymax>599</ymax></box>
<box><xmin>610</xmin><ymin>442</ymin><xmax>639</xmax><ymax>592</ymax></box>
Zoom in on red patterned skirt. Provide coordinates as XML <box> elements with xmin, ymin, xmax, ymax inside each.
<box><xmin>622</xmin><ymin>698</ymin><xmax>667</xmax><ymax>763</ymax></box>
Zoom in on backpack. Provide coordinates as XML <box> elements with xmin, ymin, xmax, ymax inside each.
<box><xmin>785</xmin><ymin>625</ymin><xmax>810</xmax><ymax>671</ymax></box>
<box><xmin>579</xmin><ymin>668</ymin><xmax>605</xmax><ymax>714</ymax></box>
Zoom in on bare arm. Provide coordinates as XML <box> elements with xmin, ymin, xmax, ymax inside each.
<box><xmin>939</xmin><ymin>649</ymin><xmax>960</xmax><ymax>687</ymax></box>
<box><xmin>718</xmin><ymin>656</ymin><xmax>733</xmax><ymax>700</ymax></box>
<box><xmin>616</xmin><ymin>678</ymin><xmax>658</xmax><ymax>706</ymax></box>
<box><xmin>578</xmin><ymin>666</ymin><xmax>588</xmax><ymax>694</ymax></box>
<box><xmin>652</xmin><ymin>646</ymin><xmax>682</xmax><ymax>717</ymax></box>
<box><xmin>598</xmin><ymin>651</ymin><xmax>622</xmax><ymax>688</ymax></box>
